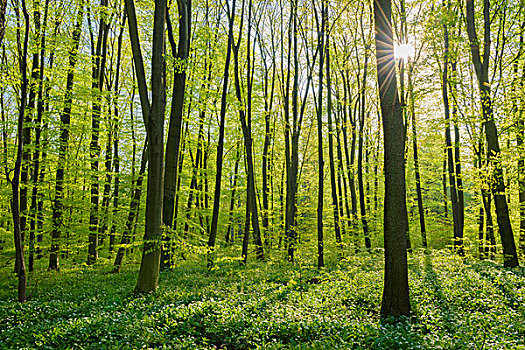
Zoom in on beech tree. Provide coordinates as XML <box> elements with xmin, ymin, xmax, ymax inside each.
<box><xmin>373</xmin><ymin>0</ymin><xmax>410</xmax><ymax>317</ymax></box>
<box><xmin>466</xmin><ymin>0</ymin><xmax>518</xmax><ymax>268</ymax></box>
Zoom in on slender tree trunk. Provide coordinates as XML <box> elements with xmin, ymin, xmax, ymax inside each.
<box><xmin>442</xmin><ymin>7</ymin><xmax>463</xmax><ymax>254</ymax></box>
<box><xmin>357</xmin><ymin>48</ymin><xmax>370</xmax><ymax>251</ymax></box>
<box><xmin>261</xmin><ymin>36</ymin><xmax>276</xmax><ymax>244</ymax></box>
<box><xmin>334</xmin><ymin>87</ymin><xmax>351</xmax><ymax>241</ymax></box>
<box><xmin>113</xmin><ymin>142</ymin><xmax>147</xmax><ymax>273</ymax></box>
<box><xmin>161</xmin><ymin>0</ymin><xmax>191</xmax><ymax>268</ymax></box>
<box><xmin>326</xmin><ymin>35</ymin><xmax>342</xmax><ymax>254</ymax></box>
<box><xmin>49</xmin><ymin>2</ymin><xmax>83</xmax><ymax>271</ymax></box>
<box><xmin>88</xmin><ymin>0</ymin><xmax>110</xmax><ymax>265</ymax></box>
<box><xmin>28</xmin><ymin>0</ymin><xmax>50</xmax><ymax>271</ymax></box>
<box><xmin>374</xmin><ymin>0</ymin><xmax>410</xmax><ymax>317</ymax></box>
<box><xmin>442</xmin><ymin>150</ymin><xmax>448</xmax><ymax>219</ymax></box>
<box><xmin>232</xmin><ymin>0</ymin><xmax>264</xmax><ymax>261</ymax></box>
<box><xmin>109</xmin><ymin>13</ymin><xmax>126</xmax><ymax>254</ymax></box>
<box><xmin>226</xmin><ymin>142</ymin><xmax>241</xmax><ymax>243</ymax></box>
<box><xmin>9</xmin><ymin>0</ymin><xmax>29</xmax><ymax>302</ymax></box>
<box><xmin>208</xmin><ymin>0</ymin><xmax>235</xmax><ymax>256</ymax></box>
<box><xmin>515</xmin><ymin>15</ymin><xmax>525</xmax><ymax>254</ymax></box>
<box><xmin>408</xmin><ymin>68</ymin><xmax>426</xmax><ymax>248</ymax></box>
<box><xmin>341</xmin><ymin>72</ymin><xmax>358</xmax><ymax>249</ymax></box>
<box><xmin>466</xmin><ymin>0</ymin><xmax>518</xmax><ymax>267</ymax></box>
<box><xmin>315</xmin><ymin>0</ymin><xmax>326</xmax><ymax>268</ymax></box>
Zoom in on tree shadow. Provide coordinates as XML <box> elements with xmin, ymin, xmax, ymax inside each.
<box><xmin>468</xmin><ymin>262</ymin><xmax>525</xmax><ymax>316</ymax></box>
<box><xmin>408</xmin><ymin>253</ymin><xmax>458</xmax><ymax>334</ymax></box>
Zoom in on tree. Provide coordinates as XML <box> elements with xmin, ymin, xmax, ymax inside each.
<box><xmin>442</xmin><ymin>1</ymin><xmax>463</xmax><ymax>254</ymax></box>
<box><xmin>49</xmin><ymin>1</ymin><xmax>84</xmax><ymax>271</ymax></box>
<box><xmin>315</xmin><ymin>0</ymin><xmax>327</xmax><ymax>267</ymax></box>
<box><xmin>7</xmin><ymin>0</ymin><xmax>30</xmax><ymax>302</ymax></box>
<box><xmin>373</xmin><ymin>0</ymin><xmax>410</xmax><ymax>317</ymax></box>
<box><xmin>208</xmin><ymin>0</ymin><xmax>236</xmax><ymax>259</ymax></box>
<box><xmin>161</xmin><ymin>0</ymin><xmax>191</xmax><ymax>268</ymax></box>
<box><xmin>125</xmin><ymin>0</ymin><xmax>167</xmax><ymax>293</ymax></box>
<box><xmin>465</xmin><ymin>0</ymin><xmax>518</xmax><ymax>268</ymax></box>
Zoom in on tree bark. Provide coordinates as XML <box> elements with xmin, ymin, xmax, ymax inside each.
<box><xmin>232</xmin><ymin>0</ymin><xmax>264</xmax><ymax>261</ymax></box>
<box><xmin>326</xmin><ymin>34</ymin><xmax>343</xmax><ymax>255</ymax></box>
<box><xmin>161</xmin><ymin>0</ymin><xmax>191</xmax><ymax>268</ymax></box>
<box><xmin>315</xmin><ymin>0</ymin><xmax>326</xmax><ymax>268</ymax></box>
<box><xmin>87</xmin><ymin>0</ymin><xmax>111</xmax><ymax>265</ymax></box>
<box><xmin>208</xmin><ymin>0</ymin><xmax>235</xmax><ymax>257</ymax></box>
<box><xmin>466</xmin><ymin>0</ymin><xmax>518</xmax><ymax>267</ymax></box>
<box><xmin>373</xmin><ymin>0</ymin><xmax>410</xmax><ymax>317</ymax></box>
<box><xmin>113</xmin><ymin>142</ymin><xmax>147</xmax><ymax>273</ymax></box>
<box><xmin>49</xmin><ymin>1</ymin><xmax>83</xmax><ymax>271</ymax></box>
<box><xmin>357</xmin><ymin>45</ymin><xmax>371</xmax><ymax>251</ymax></box>
<box><xmin>9</xmin><ymin>0</ymin><xmax>30</xmax><ymax>302</ymax></box>
<box><xmin>442</xmin><ymin>7</ymin><xmax>463</xmax><ymax>254</ymax></box>
<box><xmin>133</xmin><ymin>0</ymin><xmax>167</xmax><ymax>293</ymax></box>
<box><xmin>408</xmin><ymin>67</ymin><xmax>426</xmax><ymax>248</ymax></box>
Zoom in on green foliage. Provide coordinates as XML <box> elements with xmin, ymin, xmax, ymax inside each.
<box><xmin>1</xmin><ymin>252</ymin><xmax>524</xmax><ymax>349</ymax></box>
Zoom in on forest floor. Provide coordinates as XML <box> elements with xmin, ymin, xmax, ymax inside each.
<box><xmin>1</xmin><ymin>251</ymin><xmax>525</xmax><ymax>349</ymax></box>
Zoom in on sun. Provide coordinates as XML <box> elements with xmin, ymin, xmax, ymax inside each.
<box><xmin>394</xmin><ymin>43</ymin><xmax>415</xmax><ymax>61</ymax></box>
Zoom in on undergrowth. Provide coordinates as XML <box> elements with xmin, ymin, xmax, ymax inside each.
<box><xmin>1</xmin><ymin>251</ymin><xmax>524</xmax><ymax>349</ymax></box>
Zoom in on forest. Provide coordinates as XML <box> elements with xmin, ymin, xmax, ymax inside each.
<box><xmin>1</xmin><ymin>0</ymin><xmax>525</xmax><ymax>347</ymax></box>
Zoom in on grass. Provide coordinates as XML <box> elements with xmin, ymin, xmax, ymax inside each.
<box><xmin>1</xmin><ymin>250</ymin><xmax>524</xmax><ymax>349</ymax></box>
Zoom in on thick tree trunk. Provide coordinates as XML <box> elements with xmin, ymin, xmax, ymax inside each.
<box><xmin>0</xmin><ymin>0</ymin><xmax>6</xmax><ymax>45</ymax></box>
<box><xmin>373</xmin><ymin>0</ymin><xmax>410</xmax><ymax>317</ymax></box>
<box><xmin>133</xmin><ymin>0</ymin><xmax>167</xmax><ymax>293</ymax></box>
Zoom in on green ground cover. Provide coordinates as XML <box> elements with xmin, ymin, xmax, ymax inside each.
<box><xmin>1</xmin><ymin>252</ymin><xmax>524</xmax><ymax>349</ymax></box>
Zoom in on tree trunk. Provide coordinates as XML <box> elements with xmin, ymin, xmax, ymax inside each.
<box><xmin>208</xmin><ymin>0</ymin><xmax>235</xmax><ymax>257</ymax></box>
<box><xmin>226</xmin><ymin>142</ymin><xmax>241</xmax><ymax>243</ymax></box>
<box><xmin>10</xmin><ymin>0</ymin><xmax>30</xmax><ymax>302</ymax></box>
<box><xmin>357</xmin><ymin>46</ymin><xmax>370</xmax><ymax>251</ymax></box>
<box><xmin>326</xmin><ymin>35</ymin><xmax>343</xmax><ymax>255</ymax></box>
<box><xmin>132</xmin><ymin>0</ymin><xmax>167</xmax><ymax>293</ymax></box>
<box><xmin>315</xmin><ymin>0</ymin><xmax>326</xmax><ymax>268</ymax></box>
<box><xmin>232</xmin><ymin>0</ymin><xmax>264</xmax><ymax>261</ymax></box>
<box><xmin>49</xmin><ymin>2</ymin><xmax>83</xmax><ymax>271</ymax></box>
<box><xmin>161</xmin><ymin>0</ymin><xmax>191</xmax><ymax>268</ymax></box>
<box><xmin>28</xmin><ymin>0</ymin><xmax>50</xmax><ymax>271</ymax></box>
<box><xmin>408</xmin><ymin>68</ymin><xmax>426</xmax><ymax>248</ymax></box>
<box><xmin>466</xmin><ymin>0</ymin><xmax>518</xmax><ymax>267</ymax></box>
<box><xmin>442</xmin><ymin>6</ymin><xmax>463</xmax><ymax>254</ymax></box>
<box><xmin>109</xmin><ymin>13</ymin><xmax>126</xmax><ymax>254</ymax></box>
<box><xmin>87</xmin><ymin>0</ymin><xmax>110</xmax><ymax>265</ymax></box>
<box><xmin>113</xmin><ymin>142</ymin><xmax>147</xmax><ymax>273</ymax></box>
<box><xmin>373</xmin><ymin>0</ymin><xmax>410</xmax><ymax>317</ymax></box>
